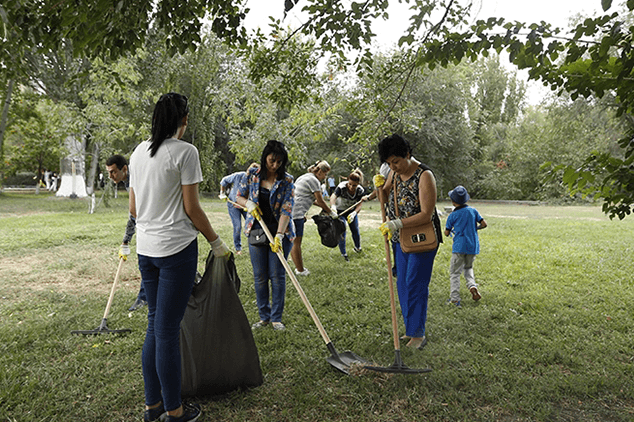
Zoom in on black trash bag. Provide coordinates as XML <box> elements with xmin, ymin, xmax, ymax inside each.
<box><xmin>312</xmin><ymin>214</ymin><xmax>346</xmax><ymax>248</ymax></box>
<box><xmin>180</xmin><ymin>251</ymin><xmax>263</xmax><ymax>397</ymax></box>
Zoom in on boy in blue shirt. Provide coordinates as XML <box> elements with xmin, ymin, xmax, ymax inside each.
<box><xmin>444</xmin><ymin>185</ymin><xmax>487</xmax><ymax>307</ymax></box>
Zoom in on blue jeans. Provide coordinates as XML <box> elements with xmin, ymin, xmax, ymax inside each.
<box><xmin>228</xmin><ymin>203</ymin><xmax>247</xmax><ymax>251</ymax></box>
<box><xmin>394</xmin><ymin>242</ymin><xmax>437</xmax><ymax>338</ymax></box>
<box><xmin>138</xmin><ymin>239</ymin><xmax>198</xmax><ymax>412</ymax></box>
<box><xmin>248</xmin><ymin>238</ymin><xmax>292</xmax><ymax>323</ymax></box>
<box><xmin>337</xmin><ymin>215</ymin><xmax>361</xmax><ymax>255</ymax></box>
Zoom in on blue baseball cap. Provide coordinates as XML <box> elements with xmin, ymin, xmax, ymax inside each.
<box><xmin>448</xmin><ymin>185</ymin><xmax>470</xmax><ymax>205</ymax></box>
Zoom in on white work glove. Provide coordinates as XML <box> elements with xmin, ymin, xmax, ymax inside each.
<box><xmin>347</xmin><ymin>211</ymin><xmax>357</xmax><ymax>224</ymax></box>
<box><xmin>270</xmin><ymin>233</ymin><xmax>284</xmax><ymax>253</ymax></box>
<box><xmin>209</xmin><ymin>237</ymin><xmax>231</xmax><ymax>258</ymax></box>
<box><xmin>245</xmin><ymin>200</ymin><xmax>262</xmax><ymax>220</ymax></box>
<box><xmin>218</xmin><ymin>192</ymin><xmax>227</xmax><ymax>201</ymax></box>
<box><xmin>379</xmin><ymin>219</ymin><xmax>403</xmax><ymax>238</ymax></box>
<box><xmin>330</xmin><ymin>209</ymin><xmax>338</xmax><ymax>219</ymax></box>
<box><xmin>118</xmin><ymin>244</ymin><xmax>130</xmax><ymax>261</ymax></box>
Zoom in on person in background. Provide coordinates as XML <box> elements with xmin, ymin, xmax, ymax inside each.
<box><xmin>327</xmin><ymin>175</ymin><xmax>336</xmax><ymax>196</ymax></box>
<box><xmin>374</xmin><ymin>134</ymin><xmax>442</xmax><ymax>350</ymax></box>
<box><xmin>106</xmin><ymin>154</ymin><xmax>146</xmax><ymax>312</ymax></box>
<box><xmin>130</xmin><ymin>92</ymin><xmax>229</xmax><ymax>422</ymax></box>
<box><xmin>330</xmin><ymin>171</ymin><xmax>367</xmax><ymax>261</ymax></box>
<box><xmin>236</xmin><ymin>140</ymin><xmax>295</xmax><ymax>331</ymax></box>
<box><xmin>219</xmin><ymin>163</ymin><xmax>259</xmax><ymax>255</ymax></box>
<box><xmin>444</xmin><ymin>185</ymin><xmax>486</xmax><ymax>307</ymax></box>
<box><xmin>290</xmin><ymin>160</ymin><xmax>337</xmax><ymax>276</ymax></box>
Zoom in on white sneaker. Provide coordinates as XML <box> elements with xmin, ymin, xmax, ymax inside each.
<box><xmin>294</xmin><ymin>268</ymin><xmax>310</xmax><ymax>276</ymax></box>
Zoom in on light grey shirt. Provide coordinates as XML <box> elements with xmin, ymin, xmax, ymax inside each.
<box><xmin>292</xmin><ymin>172</ymin><xmax>321</xmax><ymax>219</ymax></box>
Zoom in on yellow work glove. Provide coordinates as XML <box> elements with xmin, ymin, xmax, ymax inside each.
<box><xmin>347</xmin><ymin>210</ymin><xmax>357</xmax><ymax>224</ymax></box>
<box><xmin>373</xmin><ymin>174</ymin><xmax>385</xmax><ymax>188</ymax></box>
<box><xmin>379</xmin><ymin>219</ymin><xmax>403</xmax><ymax>238</ymax></box>
<box><xmin>245</xmin><ymin>200</ymin><xmax>262</xmax><ymax>220</ymax></box>
<box><xmin>270</xmin><ymin>233</ymin><xmax>284</xmax><ymax>253</ymax></box>
<box><xmin>209</xmin><ymin>237</ymin><xmax>231</xmax><ymax>258</ymax></box>
<box><xmin>118</xmin><ymin>244</ymin><xmax>130</xmax><ymax>261</ymax></box>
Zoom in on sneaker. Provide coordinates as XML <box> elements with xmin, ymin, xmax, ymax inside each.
<box><xmin>272</xmin><ymin>322</ymin><xmax>286</xmax><ymax>331</ymax></box>
<box><xmin>144</xmin><ymin>403</ymin><xmax>166</xmax><ymax>422</ymax></box>
<box><xmin>470</xmin><ymin>286</ymin><xmax>481</xmax><ymax>301</ymax></box>
<box><xmin>353</xmin><ymin>246</ymin><xmax>362</xmax><ymax>253</ymax></box>
<box><xmin>294</xmin><ymin>268</ymin><xmax>310</xmax><ymax>276</ymax></box>
<box><xmin>446</xmin><ymin>299</ymin><xmax>461</xmax><ymax>308</ymax></box>
<box><xmin>128</xmin><ymin>298</ymin><xmax>147</xmax><ymax>312</ymax></box>
<box><xmin>164</xmin><ymin>403</ymin><xmax>201</xmax><ymax>422</ymax></box>
<box><xmin>251</xmin><ymin>320</ymin><xmax>269</xmax><ymax>329</ymax></box>
<box><xmin>342</xmin><ymin>254</ymin><xmax>350</xmax><ymax>262</ymax></box>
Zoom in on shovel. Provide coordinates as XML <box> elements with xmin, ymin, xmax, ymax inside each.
<box><xmin>230</xmin><ymin>200</ymin><xmax>368</xmax><ymax>374</ymax></box>
<box><xmin>363</xmin><ymin>186</ymin><xmax>431</xmax><ymax>374</ymax></box>
<box><xmin>71</xmin><ymin>257</ymin><xmax>132</xmax><ymax>335</ymax></box>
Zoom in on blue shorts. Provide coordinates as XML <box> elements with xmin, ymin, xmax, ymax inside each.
<box><xmin>294</xmin><ymin>218</ymin><xmax>305</xmax><ymax>237</ymax></box>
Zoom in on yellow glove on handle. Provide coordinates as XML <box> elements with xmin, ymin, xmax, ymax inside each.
<box><xmin>373</xmin><ymin>174</ymin><xmax>385</xmax><ymax>188</ymax></box>
<box><xmin>270</xmin><ymin>233</ymin><xmax>284</xmax><ymax>253</ymax></box>
<box><xmin>347</xmin><ymin>210</ymin><xmax>357</xmax><ymax>224</ymax></box>
<box><xmin>379</xmin><ymin>219</ymin><xmax>403</xmax><ymax>238</ymax></box>
<box><xmin>118</xmin><ymin>244</ymin><xmax>130</xmax><ymax>261</ymax></box>
<box><xmin>209</xmin><ymin>236</ymin><xmax>231</xmax><ymax>258</ymax></box>
<box><xmin>245</xmin><ymin>200</ymin><xmax>262</xmax><ymax>220</ymax></box>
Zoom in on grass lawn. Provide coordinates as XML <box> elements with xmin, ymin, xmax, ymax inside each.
<box><xmin>1</xmin><ymin>192</ymin><xmax>633</xmax><ymax>421</ymax></box>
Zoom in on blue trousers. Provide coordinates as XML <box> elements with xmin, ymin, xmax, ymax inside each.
<box><xmin>394</xmin><ymin>242</ymin><xmax>437</xmax><ymax>338</ymax></box>
<box><xmin>337</xmin><ymin>214</ymin><xmax>361</xmax><ymax>255</ymax></box>
<box><xmin>228</xmin><ymin>203</ymin><xmax>247</xmax><ymax>251</ymax></box>
<box><xmin>248</xmin><ymin>238</ymin><xmax>292</xmax><ymax>323</ymax></box>
<box><xmin>138</xmin><ymin>239</ymin><xmax>198</xmax><ymax>412</ymax></box>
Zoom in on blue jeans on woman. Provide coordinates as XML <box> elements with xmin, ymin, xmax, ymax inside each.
<box><xmin>138</xmin><ymin>239</ymin><xmax>198</xmax><ymax>412</ymax></box>
<box><xmin>228</xmin><ymin>203</ymin><xmax>247</xmax><ymax>251</ymax></box>
<box><xmin>337</xmin><ymin>214</ymin><xmax>361</xmax><ymax>255</ymax></box>
<box><xmin>394</xmin><ymin>242</ymin><xmax>437</xmax><ymax>338</ymax></box>
<box><xmin>248</xmin><ymin>238</ymin><xmax>292</xmax><ymax>323</ymax></box>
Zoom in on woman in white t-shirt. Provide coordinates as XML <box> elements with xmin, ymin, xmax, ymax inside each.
<box><xmin>129</xmin><ymin>93</ymin><xmax>229</xmax><ymax>422</ymax></box>
<box><xmin>289</xmin><ymin>160</ymin><xmax>337</xmax><ymax>276</ymax></box>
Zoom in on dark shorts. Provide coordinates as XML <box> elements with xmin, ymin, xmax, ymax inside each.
<box><xmin>294</xmin><ymin>217</ymin><xmax>306</xmax><ymax>237</ymax></box>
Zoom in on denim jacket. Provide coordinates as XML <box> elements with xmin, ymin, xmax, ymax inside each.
<box><xmin>237</xmin><ymin>166</ymin><xmax>295</xmax><ymax>242</ymax></box>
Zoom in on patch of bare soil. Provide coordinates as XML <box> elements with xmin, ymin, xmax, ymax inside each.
<box><xmin>0</xmin><ymin>246</ymin><xmax>142</xmax><ymax>298</ymax></box>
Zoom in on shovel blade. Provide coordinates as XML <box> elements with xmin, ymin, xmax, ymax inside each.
<box><xmin>326</xmin><ymin>350</ymin><xmax>368</xmax><ymax>374</ymax></box>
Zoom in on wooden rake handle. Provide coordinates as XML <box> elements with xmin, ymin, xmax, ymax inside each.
<box><xmin>228</xmin><ymin>199</ymin><xmax>332</xmax><ymax>345</ymax></box>
<box><xmin>103</xmin><ymin>256</ymin><xmax>125</xmax><ymax>320</ymax></box>
<box><xmin>376</xmin><ymin>186</ymin><xmax>401</xmax><ymax>351</ymax></box>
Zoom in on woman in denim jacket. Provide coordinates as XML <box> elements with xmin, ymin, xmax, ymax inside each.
<box><xmin>236</xmin><ymin>140</ymin><xmax>295</xmax><ymax>331</ymax></box>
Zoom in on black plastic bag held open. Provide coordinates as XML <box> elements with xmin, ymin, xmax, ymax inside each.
<box><xmin>180</xmin><ymin>252</ymin><xmax>263</xmax><ymax>397</ymax></box>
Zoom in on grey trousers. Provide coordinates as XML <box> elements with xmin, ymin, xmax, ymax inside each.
<box><xmin>449</xmin><ymin>253</ymin><xmax>477</xmax><ymax>302</ymax></box>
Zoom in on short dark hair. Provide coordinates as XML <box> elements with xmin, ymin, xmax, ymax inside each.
<box><xmin>260</xmin><ymin>140</ymin><xmax>289</xmax><ymax>181</ymax></box>
<box><xmin>106</xmin><ymin>154</ymin><xmax>127</xmax><ymax>170</ymax></box>
<box><xmin>348</xmin><ymin>173</ymin><xmax>360</xmax><ymax>182</ymax></box>
<box><xmin>378</xmin><ymin>134</ymin><xmax>412</xmax><ymax>163</ymax></box>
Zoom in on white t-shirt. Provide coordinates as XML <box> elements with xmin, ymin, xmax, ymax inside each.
<box><xmin>130</xmin><ymin>138</ymin><xmax>203</xmax><ymax>257</ymax></box>
<box><xmin>292</xmin><ymin>172</ymin><xmax>321</xmax><ymax>219</ymax></box>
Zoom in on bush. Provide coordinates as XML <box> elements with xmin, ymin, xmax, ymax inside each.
<box><xmin>3</xmin><ymin>172</ymin><xmax>37</xmax><ymax>186</ymax></box>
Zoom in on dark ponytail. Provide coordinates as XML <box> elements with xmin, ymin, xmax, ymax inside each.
<box><xmin>149</xmin><ymin>93</ymin><xmax>189</xmax><ymax>157</ymax></box>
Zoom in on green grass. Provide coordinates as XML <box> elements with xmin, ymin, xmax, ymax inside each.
<box><xmin>1</xmin><ymin>194</ymin><xmax>633</xmax><ymax>421</ymax></box>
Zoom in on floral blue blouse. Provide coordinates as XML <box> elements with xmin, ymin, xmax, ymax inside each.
<box><xmin>237</xmin><ymin>166</ymin><xmax>295</xmax><ymax>242</ymax></box>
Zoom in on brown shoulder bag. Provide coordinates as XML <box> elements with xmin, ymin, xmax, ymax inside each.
<box><xmin>393</xmin><ymin>173</ymin><xmax>438</xmax><ymax>253</ymax></box>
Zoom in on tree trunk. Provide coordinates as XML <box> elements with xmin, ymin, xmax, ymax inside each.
<box><xmin>0</xmin><ymin>79</ymin><xmax>15</xmax><ymax>187</ymax></box>
<box><xmin>85</xmin><ymin>141</ymin><xmax>100</xmax><ymax>195</ymax></box>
